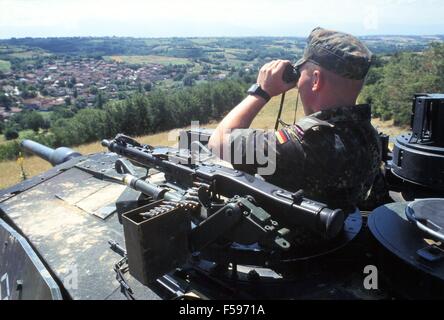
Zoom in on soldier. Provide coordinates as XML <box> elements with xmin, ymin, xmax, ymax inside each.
<box><xmin>208</xmin><ymin>27</ymin><xmax>382</xmax><ymax>214</ymax></box>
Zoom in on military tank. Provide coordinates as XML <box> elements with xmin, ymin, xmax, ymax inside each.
<box><xmin>0</xmin><ymin>94</ymin><xmax>443</xmax><ymax>300</ymax></box>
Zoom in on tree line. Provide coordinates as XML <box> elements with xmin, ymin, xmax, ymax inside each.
<box><xmin>359</xmin><ymin>43</ymin><xmax>444</xmax><ymax>126</ymax></box>
<box><xmin>0</xmin><ymin>79</ymin><xmax>247</xmax><ymax>160</ymax></box>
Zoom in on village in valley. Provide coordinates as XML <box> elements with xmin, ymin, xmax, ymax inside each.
<box><xmin>0</xmin><ymin>57</ymin><xmax>170</xmax><ymax>120</ymax></box>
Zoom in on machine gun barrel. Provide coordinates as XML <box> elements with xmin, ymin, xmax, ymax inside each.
<box><xmin>122</xmin><ymin>174</ymin><xmax>181</xmax><ymax>202</ymax></box>
<box><xmin>103</xmin><ymin>135</ymin><xmax>345</xmax><ymax>239</ymax></box>
<box><xmin>21</xmin><ymin>140</ymin><xmax>82</xmax><ymax>166</ymax></box>
<box><xmin>102</xmin><ymin>138</ymin><xmax>195</xmax><ymax>177</ymax></box>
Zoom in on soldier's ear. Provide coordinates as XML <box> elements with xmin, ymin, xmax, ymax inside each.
<box><xmin>312</xmin><ymin>69</ymin><xmax>322</xmax><ymax>92</ymax></box>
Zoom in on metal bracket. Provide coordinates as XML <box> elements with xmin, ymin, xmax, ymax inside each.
<box><xmin>417</xmin><ymin>245</ymin><xmax>444</xmax><ymax>263</ymax></box>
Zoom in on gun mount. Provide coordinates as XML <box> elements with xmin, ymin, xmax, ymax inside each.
<box><xmin>97</xmin><ymin>133</ymin><xmax>353</xmax><ymax>285</ymax></box>
<box><xmin>0</xmin><ymin>93</ymin><xmax>443</xmax><ymax>300</ymax></box>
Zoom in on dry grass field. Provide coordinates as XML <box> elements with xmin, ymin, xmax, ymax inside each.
<box><xmin>0</xmin><ymin>89</ymin><xmax>406</xmax><ymax>190</ymax></box>
<box><xmin>0</xmin><ymin>59</ymin><xmax>11</xmax><ymax>73</ymax></box>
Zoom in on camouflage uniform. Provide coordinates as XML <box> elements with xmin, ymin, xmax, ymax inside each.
<box><xmin>230</xmin><ymin>27</ymin><xmax>381</xmax><ymax>214</ymax></box>
<box><xmin>230</xmin><ymin>104</ymin><xmax>381</xmax><ymax>214</ymax></box>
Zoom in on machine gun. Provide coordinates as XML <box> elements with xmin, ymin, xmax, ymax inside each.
<box><xmin>101</xmin><ymin>134</ymin><xmax>345</xmax><ymax>284</ymax></box>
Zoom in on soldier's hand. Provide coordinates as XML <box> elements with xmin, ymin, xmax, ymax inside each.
<box><xmin>257</xmin><ymin>60</ymin><xmax>297</xmax><ymax>98</ymax></box>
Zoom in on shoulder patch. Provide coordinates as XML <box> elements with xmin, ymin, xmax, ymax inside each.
<box><xmin>294</xmin><ymin>125</ymin><xmax>305</xmax><ymax>141</ymax></box>
<box><xmin>275</xmin><ymin>129</ymin><xmax>290</xmax><ymax>145</ymax></box>
<box><xmin>297</xmin><ymin>116</ymin><xmax>335</xmax><ymax>132</ymax></box>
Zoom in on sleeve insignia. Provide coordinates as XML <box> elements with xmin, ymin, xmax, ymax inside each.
<box><xmin>294</xmin><ymin>125</ymin><xmax>305</xmax><ymax>141</ymax></box>
<box><xmin>275</xmin><ymin>129</ymin><xmax>290</xmax><ymax>145</ymax></box>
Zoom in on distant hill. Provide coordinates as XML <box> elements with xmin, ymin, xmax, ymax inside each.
<box><xmin>0</xmin><ymin>35</ymin><xmax>442</xmax><ymax>59</ymax></box>
<box><xmin>360</xmin><ymin>34</ymin><xmax>444</xmax><ymax>53</ymax></box>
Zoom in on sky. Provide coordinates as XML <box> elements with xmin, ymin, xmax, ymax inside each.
<box><xmin>0</xmin><ymin>0</ymin><xmax>444</xmax><ymax>39</ymax></box>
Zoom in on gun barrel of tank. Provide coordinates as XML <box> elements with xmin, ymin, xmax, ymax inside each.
<box><xmin>21</xmin><ymin>139</ymin><xmax>82</xmax><ymax>166</ymax></box>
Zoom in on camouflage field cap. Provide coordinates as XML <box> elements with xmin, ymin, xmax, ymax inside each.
<box><xmin>295</xmin><ymin>27</ymin><xmax>372</xmax><ymax>80</ymax></box>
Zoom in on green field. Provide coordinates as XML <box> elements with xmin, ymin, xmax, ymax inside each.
<box><xmin>0</xmin><ymin>45</ymin><xmax>52</xmax><ymax>63</ymax></box>
<box><xmin>4</xmin><ymin>51</ymin><xmax>51</xmax><ymax>59</ymax></box>
<box><xmin>104</xmin><ymin>55</ymin><xmax>190</xmax><ymax>65</ymax></box>
<box><xmin>0</xmin><ymin>60</ymin><xmax>11</xmax><ymax>73</ymax></box>
<box><xmin>0</xmin><ymin>45</ymin><xmax>26</xmax><ymax>54</ymax></box>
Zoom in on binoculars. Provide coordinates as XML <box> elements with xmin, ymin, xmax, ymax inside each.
<box><xmin>283</xmin><ymin>64</ymin><xmax>301</xmax><ymax>83</ymax></box>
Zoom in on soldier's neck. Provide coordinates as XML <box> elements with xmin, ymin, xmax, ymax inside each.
<box><xmin>311</xmin><ymin>96</ymin><xmax>358</xmax><ymax>114</ymax></box>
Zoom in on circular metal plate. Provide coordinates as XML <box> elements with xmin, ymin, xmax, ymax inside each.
<box><xmin>368</xmin><ymin>202</ymin><xmax>444</xmax><ymax>282</ymax></box>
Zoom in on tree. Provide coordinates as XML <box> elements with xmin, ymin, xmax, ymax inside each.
<box><xmin>359</xmin><ymin>43</ymin><xmax>444</xmax><ymax>126</ymax></box>
<box><xmin>90</xmin><ymin>86</ymin><xmax>98</xmax><ymax>94</ymax></box>
<box><xmin>20</xmin><ymin>88</ymin><xmax>37</xmax><ymax>99</ymax></box>
<box><xmin>183</xmin><ymin>75</ymin><xmax>195</xmax><ymax>87</ymax></box>
<box><xmin>4</xmin><ymin>128</ymin><xmax>19</xmax><ymax>140</ymax></box>
<box><xmin>41</xmin><ymin>118</ymin><xmax>51</xmax><ymax>130</ymax></box>
<box><xmin>74</xmin><ymin>97</ymin><xmax>86</xmax><ymax>109</ymax></box>
<box><xmin>23</xmin><ymin>111</ymin><xmax>45</xmax><ymax>132</ymax></box>
<box><xmin>51</xmin><ymin>106</ymin><xmax>75</xmax><ymax>122</ymax></box>
<box><xmin>143</xmin><ymin>82</ymin><xmax>152</xmax><ymax>92</ymax></box>
<box><xmin>95</xmin><ymin>92</ymin><xmax>105</xmax><ymax>109</ymax></box>
<box><xmin>0</xmin><ymin>93</ymin><xmax>13</xmax><ymax>108</ymax></box>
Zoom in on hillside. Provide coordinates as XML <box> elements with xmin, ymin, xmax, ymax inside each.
<box><xmin>0</xmin><ymin>89</ymin><xmax>406</xmax><ymax>189</ymax></box>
